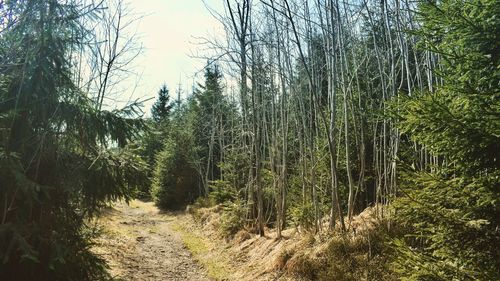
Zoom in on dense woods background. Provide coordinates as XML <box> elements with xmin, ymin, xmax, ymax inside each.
<box><xmin>0</xmin><ymin>0</ymin><xmax>498</xmax><ymax>280</ymax></box>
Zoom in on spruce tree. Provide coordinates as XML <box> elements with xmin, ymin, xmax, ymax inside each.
<box><xmin>151</xmin><ymin>84</ymin><xmax>173</xmax><ymax>123</ymax></box>
<box><xmin>392</xmin><ymin>0</ymin><xmax>499</xmax><ymax>280</ymax></box>
<box><xmin>0</xmin><ymin>1</ymin><xmax>147</xmax><ymax>280</ymax></box>
<box><xmin>191</xmin><ymin>64</ymin><xmax>227</xmax><ymax>189</ymax></box>
<box><xmin>139</xmin><ymin>84</ymin><xmax>174</xmax><ymax>181</ymax></box>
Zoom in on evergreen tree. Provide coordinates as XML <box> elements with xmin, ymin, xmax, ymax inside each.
<box><xmin>191</xmin><ymin>64</ymin><xmax>228</xmax><ymax>192</ymax></box>
<box><xmin>150</xmin><ymin>63</ymin><xmax>234</xmax><ymax>209</ymax></box>
<box><xmin>391</xmin><ymin>0</ymin><xmax>500</xmax><ymax>279</ymax></box>
<box><xmin>150</xmin><ymin>100</ymin><xmax>202</xmax><ymax>209</ymax></box>
<box><xmin>0</xmin><ymin>1</ymin><xmax>146</xmax><ymax>280</ymax></box>
<box><xmin>151</xmin><ymin>84</ymin><xmax>173</xmax><ymax>123</ymax></box>
<box><xmin>139</xmin><ymin>84</ymin><xmax>174</xmax><ymax>173</ymax></box>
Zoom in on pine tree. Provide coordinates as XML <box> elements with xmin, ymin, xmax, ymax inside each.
<box><xmin>150</xmin><ymin>96</ymin><xmax>203</xmax><ymax>209</ymax></box>
<box><xmin>191</xmin><ymin>64</ymin><xmax>228</xmax><ymax>193</ymax></box>
<box><xmin>139</xmin><ymin>84</ymin><xmax>174</xmax><ymax>178</ymax></box>
<box><xmin>151</xmin><ymin>84</ymin><xmax>173</xmax><ymax>123</ymax></box>
<box><xmin>0</xmin><ymin>1</ymin><xmax>147</xmax><ymax>280</ymax></box>
<box><xmin>391</xmin><ymin>0</ymin><xmax>500</xmax><ymax>280</ymax></box>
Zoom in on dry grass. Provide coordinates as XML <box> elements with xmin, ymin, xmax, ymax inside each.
<box><xmin>280</xmin><ymin>207</ymin><xmax>397</xmax><ymax>281</ymax></box>
<box><xmin>234</xmin><ymin>229</ymin><xmax>252</xmax><ymax>244</ymax></box>
<box><xmin>169</xmin><ymin>214</ymin><xmax>233</xmax><ymax>281</ymax></box>
<box><xmin>181</xmin><ymin>204</ymin><xmax>396</xmax><ymax>281</ymax></box>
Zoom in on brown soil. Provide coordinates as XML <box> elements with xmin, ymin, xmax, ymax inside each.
<box><xmin>93</xmin><ymin>200</ymin><xmax>210</xmax><ymax>281</ymax></box>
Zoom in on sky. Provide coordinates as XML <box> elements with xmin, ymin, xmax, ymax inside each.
<box><xmin>121</xmin><ymin>0</ymin><xmax>224</xmax><ymax>115</ymax></box>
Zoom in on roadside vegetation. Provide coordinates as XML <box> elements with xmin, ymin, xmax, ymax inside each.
<box><xmin>147</xmin><ymin>0</ymin><xmax>499</xmax><ymax>280</ymax></box>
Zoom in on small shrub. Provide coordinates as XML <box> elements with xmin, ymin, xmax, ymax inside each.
<box><xmin>220</xmin><ymin>200</ymin><xmax>247</xmax><ymax>237</ymax></box>
<box><xmin>289</xmin><ymin>203</ymin><xmax>316</xmax><ymax>232</ymax></box>
<box><xmin>208</xmin><ymin>180</ymin><xmax>236</xmax><ymax>204</ymax></box>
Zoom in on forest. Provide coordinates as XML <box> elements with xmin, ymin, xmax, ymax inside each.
<box><xmin>0</xmin><ymin>0</ymin><xmax>498</xmax><ymax>280</ymax></box>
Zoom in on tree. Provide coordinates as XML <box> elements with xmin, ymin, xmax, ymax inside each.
<box><xmin>391</xmin><ymin>0</ymin><xmax>500</xmax><ymax>279</ymax></box>
<box><xmin>151</xmin><ymin>121</ymin><xmax>200</xmax><ymax>210</ymax></box>
<box><xmin>0</xmin><ymin>1</ymin><xmax>146</xmax><ymax>280</ymax></box>
<box><xmin>141</xmin><ymin>84</ymin><xmax>174</xmax><ymax>166</ymax></box>
<box><xmin>151</xmin><ymin>84</ymin><xmax>173</xmax><ymax>123</ymax></box>
<box><xmin>135</xmin><ymin>84</ymin><xmax>174</xmax><ymax>196</ymax></box>
<box><xmin>191</xmin><ymin>63</ymin><xmax>228</xmax><ymax>195</ymax></box>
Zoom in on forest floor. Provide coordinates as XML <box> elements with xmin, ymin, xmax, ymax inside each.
<box><xmin>93</xmin><ymin>200</ymin><xmax>382</xmax><ymax>281</ymax></box>
<box><xmin>92</xmin><ymin>200</ymin><xmax>211</xmax><ymax>281</ymax></box>
<box><xmin>93</xmin><ymin>200</ymin><xmax>296</xmax><ymax>281</ymax></box>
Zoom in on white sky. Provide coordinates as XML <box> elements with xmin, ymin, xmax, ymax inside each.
<box><xmin>122</xmin><ymin>0</ymin><xmax>224</xmax><ymax>115</ymax></box>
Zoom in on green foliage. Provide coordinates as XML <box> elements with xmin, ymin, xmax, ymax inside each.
<box><xmin>208</xmin><ymin>180</ymin><xmax>237</xmax><ymax>204</ymax></box>
<box><xmin>0</xmin><ymin>1</ymin><xmax>147</xmax><ymax>280</ymax></box>
<box><xmin>391</xmin><ymin>0</ymin><xmax>500</xmax><ymax>280</ymax></box>
<box><xmin>219</xmin><ymin>200</ymin><xmax>247</xmax><ymax>237</ymax></box>
<box><xmin>150</xmin><ymin>145</ymin><xmax>177</xmax><ymax>208</ymax></box>
<box><xmin>136</xmin><ymin>85</ymin><xmax>175</xmax><ymax>196</ymax></box>
<box><xmin>150</xmin><ymin>103</ymin><xmax>203</xmax><ymax>210</ymax></box>
<box><xmin>135</xmin><ymin>123</ymin><xmax>163</xmax><ymax>197</ymax></box>
<box><xmin>394</xmin><ymin>90</ymin><xmax>499</xmax><ymax>174</ymax></box>
<box><xmin>286</xmin><ymin>162</ymin><xmax>332</xmax><ymax>232</ymax></box>
<box><xmin>190</xmin><ymin>64</ymin><xmax>229</xmax><ymax>184</ymax></box>
<box><xmin>391</xmin><ymin>172</ymin><xmax>499</xmax><ymax>280</ymax></box>
<box><xmin>151</xmin><ymin>135</ymin><xmax>200</xmax><ymax>210</ymax></box>
<box><xmin>289</xmin><ymin>203</ymin><xmax>316</xmax><ymax>232</ymax></box>
<box><xmin>151</xmin><ymin>84</ymin><xmax>174</xmax><ymax>123</ymax></box>
<box><xmin>217</xmin><ymin>148</ymin><xmax>250</xmax><ymax>194</ymax></box>
<box><xmin>149</xmin><ymin>62</ymin><xmax>237</xmax><ymax>211</ymax></box>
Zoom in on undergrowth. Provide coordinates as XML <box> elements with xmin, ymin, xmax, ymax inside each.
<box><xmin>277</xmin><ymin>221</ymin><xmax>399</xmax><ymax>281</ymax></box>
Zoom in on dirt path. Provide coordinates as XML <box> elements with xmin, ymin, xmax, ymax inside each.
<box><xmin>93</xmin><ymin>200</ymin><xmax>210</xmax><ymax>281</ymax></box>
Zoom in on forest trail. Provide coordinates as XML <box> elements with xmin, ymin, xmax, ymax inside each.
<box><xmin>93</xmin><ymin>200</ymin><xmax>210</xmax><ymax>281</ymax></box>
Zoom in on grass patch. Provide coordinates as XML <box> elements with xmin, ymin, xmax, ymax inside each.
<box><xmin>170</xmin><ymin>221</ymin><xmax>231</xmax><ymax>280</ymax></box>
<box><xmin>281</xmin><ymin>223</ymin><xmax>397</xmax><ymax>281</ymax></box>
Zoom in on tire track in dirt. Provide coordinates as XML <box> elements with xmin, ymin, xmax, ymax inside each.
<box><xmin>93</xmin><ymin>200</ymin><xmax>210</xmax><ymax>281</ymax></box>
